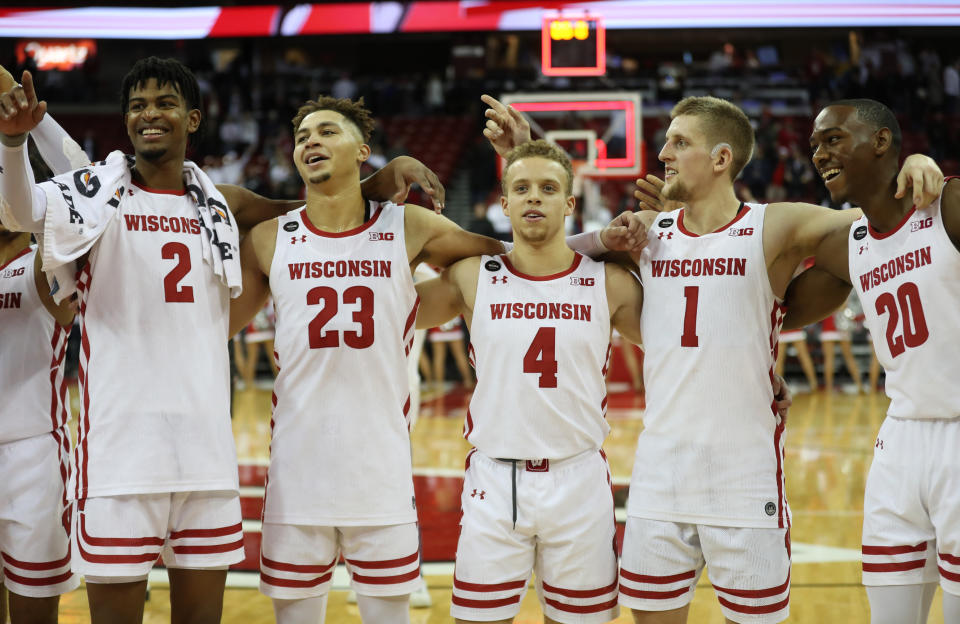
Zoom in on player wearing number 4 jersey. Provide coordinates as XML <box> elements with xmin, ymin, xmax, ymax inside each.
<box><xmin>0</xmin><ymin>58</ymin><xmax>450</xmax><ymax>624</ymax></box>
<box><xmin>413</xmin><ymin>140</ymin><xmax>646</xmax><ymax>624</ymax></box>
<box><xmin>783</xmin><ymin>100</ymin><xmax>960</xmax><ymax>624</ymax></box>
<box><xmin>622</xmin><ymin>96</ymin><xmax>941</xmax><ymax>624</ymax></box>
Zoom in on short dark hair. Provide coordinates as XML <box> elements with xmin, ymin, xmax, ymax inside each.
<box><xmin>291</xmin><ymin>96</ymin><xmax>375</xmax><ymax>143</ymax></box>
<box><xmin>829</xmin><ymin>98</ymin><xmax>902</xmax><ymax>151</ymax></box>
<box><xmin>120</xmin><ymin>57</ymin><xmax>203</xmax><ymax>147</ymax></box>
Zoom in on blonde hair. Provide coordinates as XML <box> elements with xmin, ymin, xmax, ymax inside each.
<box><xmin>671</xmin><ymin>96</ymin><xmax>755</xmax><ymax>179</ymax></box>
<box><xmin>502</xmin><ymin>140</ymin><xmax>575</xmax><ymax>195</ymax></box>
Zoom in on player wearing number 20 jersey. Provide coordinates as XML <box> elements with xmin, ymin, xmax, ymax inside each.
<box><xmin>266</xmin><ymin>202</ymin><xmax>418</xmax><ymax>527</ymax></box>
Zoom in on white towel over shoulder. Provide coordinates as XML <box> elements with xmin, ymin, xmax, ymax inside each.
<box><xmin>39</xmin><ymin>151</ymin><xmax>242</xmax><ymax>302</ymax></box>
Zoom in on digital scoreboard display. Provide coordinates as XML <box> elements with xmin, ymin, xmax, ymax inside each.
<box><xmin>541</xmin><ymin>14</ymin><xmax>605</xmax><ymax>76</ymax></box>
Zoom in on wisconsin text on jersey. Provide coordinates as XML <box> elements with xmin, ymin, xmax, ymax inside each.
<box><xmin>489</xmin><ymin>301</ymin><xmax>592</xmax><ymax>321</ymax></box>
<box><xmin>287</xmin><ymin>259</ymin><xmax>392</xmax><ymax>279</ymax></box>
<box><xmin>124</xmin><ymin>214</ymin><xmax>202</xmax><ymax>235</ymax></box>
<box><xmin>0</xmin><ymin>292</ymin><xmax>22</xmax><ymax>309</ymax></box>
<box><xmin>858</xmin><ymin>246</ymin><xmax>932</xmax><ymax>292</ymax></box>
<box><xmin>650</xmin><ymin>256</ymin><xmax>747</xmax><ymax>278</ymax></box>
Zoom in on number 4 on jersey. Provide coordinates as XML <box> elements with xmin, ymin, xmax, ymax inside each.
<box><xmin>524</xmin><ymin>327</ymin><xmax>558</xmax><ymax>388</ymax></box>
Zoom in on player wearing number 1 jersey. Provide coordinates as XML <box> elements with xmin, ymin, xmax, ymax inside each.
<box><xmin>415</xmin><ymin>140</ymin><xmax>645</xmax><ymax>624</ymax></box>
<box><xmin>783</xmin><ymin>100</ymin><xmax>960</xmax><ymax>624</ymax></box>
<box><xmin>619</xmin><ymin>96</ymin><xmax>942</xmax><ymax>624</ymax></box>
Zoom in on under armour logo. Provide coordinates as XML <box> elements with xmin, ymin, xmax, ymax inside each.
<box><xmin>859</xmin><ymin>245</ymin><xmax>868</xmax><ymax>255</ymax></box>
<box><xmin>0</xmin><ymin>165</ymin><xmax>4</xmax><ymax>174</ymax></box>
<box><xmin>128</xmin><ymin>189</ymin><xmax>134</xmax><ymax>196</ymax></box>
<box><xmin>658</xmin><ymin>232</ymin><xmax>673</xmax><ymax>240</ymax></box>
<box><xmin>492</xmin><ymin>276</ymin><xmax>508</xmax><ymax>284</ymax></box>
<box><xmin>291</xmin><ymin>235</ymin><xmax>307</xmax><ymax>244</ymax></box>
<box><xmin>470</xmin><ymin>489</ymin><xmax>486</xmax><ymax>500</ymax></box>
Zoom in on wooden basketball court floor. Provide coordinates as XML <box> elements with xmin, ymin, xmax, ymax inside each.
<box><xmin>55</xmin><ymin>381</ymin><xmax>949</xmax><ymax>623</ymax></box>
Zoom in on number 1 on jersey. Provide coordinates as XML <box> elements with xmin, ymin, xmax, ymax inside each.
<box><xmin>524</xmin><ymin>327</ymin><xmax>558</xmax><ymax>388</ymax></box>
<box><xmin>681</xmin><ymin>285</ymin><xmax>699</xmax><ymax>347</ymax></box>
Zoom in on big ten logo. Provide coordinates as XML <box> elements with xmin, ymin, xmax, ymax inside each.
<box><xmin>570</xmin><ymin>277</ymin><xmax>595</xmax><ymax>286</ymax></box>
<box><xmin>911</xmin><ymin>218</ymin><xmax>933</xmax><ymax>232</ymax></box>
<box><xmin>728</xmin><ymin>227</ymin><xmax>755</xmax><ymax>237</ymax></box>
<box><xmin>369</xmin><ymin>232</ymin><xmax>395</xmax><ymax>241</ymax></box>
<box><xmin>1</xmin><ymin>266</ymin><xmax>26</xmax><ymax>278</ymax></box>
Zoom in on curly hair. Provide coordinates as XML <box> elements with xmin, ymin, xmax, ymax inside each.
<box><xmin>120</xmin><ymin>57</ymin><xmax>203</xmax><ymax>148</ymax></box>
<box><xmin>291</xmin><ymin>96</ymin><xmax>375</xmax><ymax>143</ymax></box>
<box><xmin>502</xmin><ymin>139</ymin><xmax>575</xmax><ymax>195</ymax></box>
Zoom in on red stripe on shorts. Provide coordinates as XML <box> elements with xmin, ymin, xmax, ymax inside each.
<box><xmin>939</xmin><ymin>566</ymin><xmax>960</xmax><ymax>582</ymax></box>
<box><xmin>2</xmin><ymin>567</ymin><xmax>73</xmax><ymax>587</ymax></box>
<box><xmin>618</xmin><ymin>584</ymin><xmax>689</xmax><ymax>600</ymax></box>
<box><xmin>352</xmin><ymin>567</ymin><xmax>420</xmax><ymax>585</ymax></box>
<box><xmin>862</xmin><ymin>542</ymin><xmax>926</xmax><ymax>555</ymax></box>
<box><xmin>717</xmin><ymin>593</ymin><xmax>789</xmax><ymax>615</ymax></box>
<box><xmin>345</xmin><ymin>551</ymin><xmax>418</xmax><ymax>569</ymax></box>
<box><xmin>76</xmin><ymin>538</ymin><xmax>160</xmax><ymax>565</ymax></box>
<box><xmin>862</xmin><ymin>559</ymin><xmax>927</xmax><ymax>573</ymax></box>
<box><xmin>620</xmin><ymin>568</ymin><xmax>695</xmax><ymax>584</ymax></box>
<box><xmin>454</xmin><ymin>576</ymin><xmax>527</xmax><ymax>592</ymax></box>
<box><xmin>451</xmin><ymin>594</ymin><xmax>521</xmax><ymax>609</ymax></box>
<box><xmin>940</xmin><ymin>552</ymin><xmax>960</xmax><ymax>565</ymax></box>
<box><xmin>170</xmin><ymin>523</ymin><xmax>242</xmax><ymax>540</ymax></box>
<box><xmin>261</xmin><ymin>555</ymin><xmax>336</xmax><ymax>574</ymax></box>
<box><xmin>544</xmin><ymin>595</ymin><xmax>619</xmax><ymax>614</ymax></box>
<box><xmin>713</xmin><ymin>572</ymin><xmax>790</xmax><ymax>599</ymax></box>
<box><xmin>541</xmin><ymin>579</ymin><xmax>617</xmax><ymax>598</ymax></box>
<box><xmin>171</xmin><ymin>538</ymin><xmax>245</xmax><ymax>555</ymax></box>
<box><xmin>79</xmin><ymin>507</ymin><xmax>164</xmax><ymax>547</ymax></box>
<box><xmin>2</xmin><ymin>551</ymin><xmax>70</xmax><ymax>571</ymax></box>
<box><xmin>260</xmin><ymin>571</ymin><xmax>332</xmax><ymax>588</ymax></box>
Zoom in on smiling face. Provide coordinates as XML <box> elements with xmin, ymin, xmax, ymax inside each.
<box><xmin>292</xmin><ymin>109</ymin><xmax>370</xmax><ymax>187</ymax></box>
<box><xmin>124</xmin><ymin>78</ymin><xmax>200</xmax><ymax>163</ymax></box>
<box><xmin>659</xmin><ymin>114</ymin><xmax>717</xmax><ymax>202</ymax></box>
<box><xmin>500</xmin><ymin>156</ymin><xmax>574</xmax><ymax>244</ymax></box>
<box><xmin>809</xmin><ymin>105</ymin><xmax>885</xmax><ymax>205</ymax></box>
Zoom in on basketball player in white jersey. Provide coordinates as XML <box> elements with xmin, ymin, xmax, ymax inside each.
<box><xmin>607</xmin><ymin>97</ymin><xmax>939</xmax><ymax>624</ymax></box>
<box><xmin>780</xmin><ymin>99</ymin><xmax>960</xmax><ymax>624</ymax></box>
<box><xmin>0</xmin><ymin>60</ymin><xmax>451</xmax><ymax>624</ymax></box>
<box><xmin>414</xmin><ymin>139</ymin><xmax>645</xmax><ymax>624</ymax></box>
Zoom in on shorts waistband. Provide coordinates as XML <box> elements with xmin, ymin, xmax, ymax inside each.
<box><xmin>492</xmin><ymin>447</ymin><xmax>598</xmax><ymax>472</ymax></box>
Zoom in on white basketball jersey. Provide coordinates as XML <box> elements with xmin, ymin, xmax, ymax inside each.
<box><xmin>72</xmin><ymin>181</ymin><xmax>237</xmax><ymax>500</ymax></box>
<box><xmin>467</xmin><ymin>253</ymin><xmax>611</xmax><ymax>459</ymax></box>
<box><xmin>0</xmin><ymin>247</ymin><xmax>70</xmax><ymax>443</ymax></box>
<box><xmin>632</xmin><ymin>203</ymin><xmax>790</xmax><ymax>528</ymax></box>
<box><xmin>266</xmin><ymin>202</ymin><xmax>418</xmax><ymax>526</ymax></box>
<box><xmin>848</xmin><ymin>188</ymin><xmax>960</xmax><ymax>421</ymax></box>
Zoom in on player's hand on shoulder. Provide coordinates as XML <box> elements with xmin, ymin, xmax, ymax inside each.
<box><xmin>382</xmin><ymin>156</ymin><xmax>445</xmax><ymax>213</ymax></box>
<box><xmin>896</xmin><ymin>154</ymin><xmax>943</xmax><ymax>210</ymax></box>
<box><xmin>0</xmin><ymin>64</ymin><xmax>16</xmax><ymax>93</ymax></box>
<box><xmin>0</xmin><ymin>70</ymin><xmax>46</xmax><ymax>140</ymax></box>
<box><xmin>601</xmin><ymin>211</ymin><xmax>653</xmax><ymax>257</ymax></box>
<box><xmin>481</xmin><ymin>94</ymin><xmax>532</xmax><ymax>157</ymax></box>
<box><xmin>634</xmin><ymin>174</ymin><xmax>683</xmax><ymax>213</ymax></box>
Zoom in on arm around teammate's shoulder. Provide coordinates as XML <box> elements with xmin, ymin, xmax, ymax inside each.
<box><xmin>940</xmin><ymin>177</ymin><xmax>960</xmax><ymax>252</ymax></box>
<box><xmin>782</xmin><ymin>264</ymin><xmax>852</xmax><ymax>330</ymax></box>
<box><xmin>405</xmin><ymin>204</ymin><xmax>504</xmax><ymax>269</ymax></box>
<box><xmin>217</xmin><ymin>184</ymin><xmax>302</xmax><ymax>234</ymax></box>
<box><xmin>414</xmin><ymin>256</ymin><xmax>480</xmax><ymax>330</ymax></box>
<box><xmin>228</xmin><ymin>219</ymin><xmax>276</xmax><ymax>337</ymax></box>
<box><xmin>606</xmin><ymin>262</ymin><xmax>644</xmax><ymax>345</ymax></box>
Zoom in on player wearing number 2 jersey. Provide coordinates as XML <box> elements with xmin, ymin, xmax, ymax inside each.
<box><xmin>783</xmin><ymin>100</ymin><xmax>960</xmax><ymax>624</ymax></box>
<box><xmin>415</xmin><ymin>140</ymin><xmax>645</xmax><ymax>624</ymax></box>
<box><xmin>619</xmin><ymin>96</ymin><xmax>941</xmax><ymax>624</ymax></box>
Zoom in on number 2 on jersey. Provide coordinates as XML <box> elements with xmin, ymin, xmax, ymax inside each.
<box><xmin>161</xmin><ymin>242</ymin><xmax>194</xmax><ymax>303</ymax></box>
<box><xmin>523</xmin><ymin>327</ymin><xmax>558</xmax><ymax>387</ymax></box>
<box><xmin>875</xmin><ymin>281</ymin><xmax>928</xmax><ymax>358</ymax></box>
<box><xmin>307</xmin><ymin>285</ymin><xmax>375</xmax><ymax>349</ymax></box>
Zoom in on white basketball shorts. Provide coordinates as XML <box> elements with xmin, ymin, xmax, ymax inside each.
<box><xmin>862</xmin><ymin>417</ymin><xmax>960</xmax><ymax>596</ymax></box>
<box><xmin>0</xmin><ymin>429</ymin><xmax>78</xmax><ymax>597</ymax></box>
<box><xmin>451</xmin><ymin>449</ymin><xmax>619</xmax><ymax>624</ymax></box>
<box><xmin>259</xmin><ymin>522</ymin><xmax>422</xmax><ymax>600</ymax></box>
<box><xmin>71</xmin><ymin>490</ymin><xmax>244</xmax><ymax>579</ymax></box>
<box><xmin>620</xmin><ymin>517</ymin><xmax>791</xmax><ymax>624</ymax></box>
